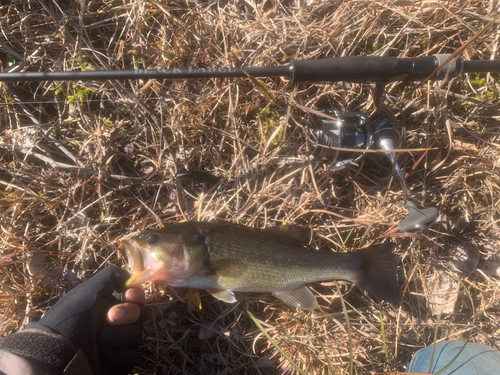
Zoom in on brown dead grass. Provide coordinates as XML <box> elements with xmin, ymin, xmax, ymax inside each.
<box><xmin>1</xmin><ymin>0</ymin><xmax>500</xmax><ymax>374</ymax></box>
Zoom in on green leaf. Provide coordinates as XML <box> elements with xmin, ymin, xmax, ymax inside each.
<box><xmin>470</xmin><ymin>76</ymin><xmax>485</xmax><ymax>87</ymax></box>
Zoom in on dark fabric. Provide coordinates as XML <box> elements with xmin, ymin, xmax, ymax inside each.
<box><xmin>0</xmin><ymin>267</ymin><xmax>146</xmax><ymax>375</ymax></box>
<box><xmin>29</xmin><ymin>267</ymin><xmax>130</xmax><ymax>372</ymax></box>
<box><xmin>99</xmin><ymin>325</ymin><xmax>144</xmax><ymax>349</ymax></box>
<box><xmin>100</xmin><ymin>348</ymin><xmax>141</xmax><ymax>375</ymax></box>
<box><xmin>0</xmin><ymin>347</ymin><xmax>94</xmax><ymax>375</ymax></box>
<box><xmin>64</xmin><ymin>350</ymin><xmax>94</xmax><ymax>375</ymax></box>
<box><xmin>0</xmin><ymin>329</ymin><xmax>78</xmax><ymax>374</ymax></box>
<box><xmin>0</xmin><ymin>349</ymin><xmax>52</xmax><ymax>375</ymax></box>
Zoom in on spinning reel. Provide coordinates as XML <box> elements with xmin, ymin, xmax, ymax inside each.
<box><xmin>314</xmin><ymin>83</ymin><xmax>439</xmax><ymax>233</ymax></box>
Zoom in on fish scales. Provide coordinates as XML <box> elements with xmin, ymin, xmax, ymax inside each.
<box><xmin>198</xmin><ymin>224</ymin><xmax>360</xmax><ymax>291</ymax></box>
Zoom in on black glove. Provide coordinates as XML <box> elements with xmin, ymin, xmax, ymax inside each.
<box><xmin>0</xmin><ymin>267</ymin><xmax>147</xmax><ymax>374</ymax></box>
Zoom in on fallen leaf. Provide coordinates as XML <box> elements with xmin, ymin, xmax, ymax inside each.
<box><xmin>124</xmin><ymin>142</ymin><xmax>134</xmax><ymax>155</ymax></box>
<box><xmin>186</xmin><ymin>289</ymin><xmax>202</xmax><ymax>312</ymax></box>
<box><xmin>427</xmin><ymin>270</ymin><xmax>460</xmax><ymax>315</ymax></box>
<box><xmin>452</xmin><ymin>139</ymin><xmax>478</xmax><ymax>152</ymax></box>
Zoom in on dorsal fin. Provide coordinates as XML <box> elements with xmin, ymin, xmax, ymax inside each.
<box><xmin>265</xmin><ymin>225</ymin><xmax>312</xmax><ymax>245</ymax></box>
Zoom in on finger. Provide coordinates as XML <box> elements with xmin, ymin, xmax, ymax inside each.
<box><xmin>123</xmin><ymin>287</ymin><xmax>145</xmax><ymax>303</ymax></box>
<box><xmin>107</xmin><ymin>303</ymin><xmax>140</xmax><ymax>325</ymax></box>
<box><xmin>100</xmin><ymin>324</ymin><xmax>145</xmax><ymax>348</ymax></box>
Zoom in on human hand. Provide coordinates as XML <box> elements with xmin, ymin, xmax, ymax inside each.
<box><xmin>100</xmin><ymin>283</ymin><xmax>147</xmax><ymax>374</ymax></box>
<box><xmin>27</xmin><ymin>267</ymin><xmax>147</xmax><ymax>374</ymax></box>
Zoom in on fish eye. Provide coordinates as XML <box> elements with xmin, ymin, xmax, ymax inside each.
<box><xmin>147</xmin><ymin>234</ymin><xmax>160</xmax><ymax>245</ymax></box>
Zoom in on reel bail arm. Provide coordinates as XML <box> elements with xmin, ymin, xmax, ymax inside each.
<box><xmin>372</xmin><ymin>83</ymin><xmax>438</xmax><ymax>232</ymax></box>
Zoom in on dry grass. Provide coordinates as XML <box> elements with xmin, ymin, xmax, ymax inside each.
<box><xmin>1</xmin><ymin>0</ymin><xmax>500</xmax><ymax>374</ymax></box>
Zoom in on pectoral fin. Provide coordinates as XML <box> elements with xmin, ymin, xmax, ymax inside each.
<box><xmin>206</xmin><ymin>288</ymin><xmax>236</xmax><ymax>303</ymax></box>
<box><xmin>273</xmin><ymin>286</ymin><xmax>318</xmax><ymax>310</ymax></box>
<box><xmin>209</xmin><ymin>259</ymin><xmax>242</xmax><ymax>278</ymax></box>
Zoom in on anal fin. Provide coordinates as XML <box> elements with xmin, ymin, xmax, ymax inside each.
<box><xmin>206</xmin><ymin>288</ymin><xmax>236</xmax><ymax>303</ymax></box>
<box><xmin>273</xmin><ymin>286</ymin><xmax>318</xmax><ymax>310</ymax></box>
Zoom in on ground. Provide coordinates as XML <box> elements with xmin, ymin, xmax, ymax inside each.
<box><xmin>0</xmin><ymin>1</ymin><xmax>499</xmax><ymax>374</ymax></box>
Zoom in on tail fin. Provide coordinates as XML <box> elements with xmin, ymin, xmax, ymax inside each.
<box><xmin>353</xmin><ymin>244</ymin><xmax>401</xmax><ymax>303</ymax></box>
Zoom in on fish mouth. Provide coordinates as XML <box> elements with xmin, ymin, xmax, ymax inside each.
<box><xmin>121</xmin><ymin>238</ymin><xmax>205</xmax><ymax>288</ymax></box>
<box><xmin>121</xmin><ymin>239</ymin><xmax>165</xmax><ymax>288</ymax></box>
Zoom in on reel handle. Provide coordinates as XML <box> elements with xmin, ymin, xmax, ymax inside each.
<box><xmin>398</xmin><ymin>199</ymin><xmax>439</xmax><ymax>233</ymax></box>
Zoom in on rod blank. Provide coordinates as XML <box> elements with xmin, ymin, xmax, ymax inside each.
<box><xmin>0</xmin><ymin>66</ymin><xmax>291</xmax><ymax>83</ymax></box>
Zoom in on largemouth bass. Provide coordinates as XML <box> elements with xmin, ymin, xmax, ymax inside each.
<box><xmin>122</xmin><ymin>222</ymin><xmax>401</xmax><ymax>309</ymax></box>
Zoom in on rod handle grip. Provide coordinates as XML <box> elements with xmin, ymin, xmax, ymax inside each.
<box><xmin>291</xmin><ymin>55</ymin><xmax>453</xmax><ymax>83</ymax></box>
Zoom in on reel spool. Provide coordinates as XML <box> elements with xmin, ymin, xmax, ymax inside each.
<box><xmin>314</xmin><ymin>110</ymin><xmax>373</xmax><ymax>171</ymax></box>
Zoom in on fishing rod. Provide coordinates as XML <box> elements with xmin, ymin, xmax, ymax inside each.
<box><xmin>3</xmin><ymin>54</ymin><xmax>499</xmax><ymax>232</ymax></box>
<box><xmin>1</xmin><ymin>54</ymin><xmax>499</xmax><ymax>83</ymax></box>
